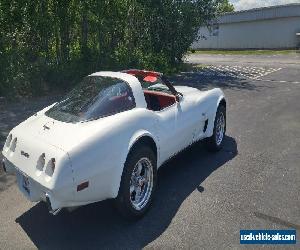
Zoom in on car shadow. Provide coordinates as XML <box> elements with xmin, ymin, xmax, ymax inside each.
<box><xmin>16</xmin><ymin>136</ymin><xmax>237</xmax><ymax>249</ymax></box>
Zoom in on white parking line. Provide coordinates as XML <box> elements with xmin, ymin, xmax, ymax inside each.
<box><xmin>254</xmin><ymin>79</ymin><xmax>300</xmax><ymax>84</ymax></box>
<box><xmin>205</xmin><ymin>65</ymin><xmax>283</xmax><ymax>81</ymax></box>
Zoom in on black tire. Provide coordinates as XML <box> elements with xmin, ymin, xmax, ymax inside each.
<box><xmin>115</xmin><ymin>145</ymin><xmax>157</xmax><ymax>219</ymax></box>
<box><xmin>204</xmin><ymin>105</ymin><xmax>226</xmax><ymax>152</ymax></box>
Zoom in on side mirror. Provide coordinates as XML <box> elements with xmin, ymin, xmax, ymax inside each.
<box><xmin>175</xmin><ymin>93</ymin><xmax>183</xmax><ymax>102</ymax></box>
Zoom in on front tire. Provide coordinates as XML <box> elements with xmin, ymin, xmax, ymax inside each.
<box><xmin>115</xmin><ymin>146</ymin><xmax>157</xmax><ymax>219</ymax></box>
<box><xmin>204</xmin><ymin>105</ymin><xmax>226</xmax><ymax>152</ymax></box>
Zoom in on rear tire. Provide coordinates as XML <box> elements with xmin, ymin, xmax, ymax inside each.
<box><xmin>115</xmin><ymin>146</ymin><xmax>157</xmax><ymax>219</ymax></box>
<box><xmin>204</xmin><ymin>105</ymin><xmax>226</xmax><ymax>152</ymax></box>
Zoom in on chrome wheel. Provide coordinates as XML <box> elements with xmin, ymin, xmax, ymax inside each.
<box><xmin>130</xmin><ymin>158</ymin><xmax>153</xmax><ymax>211</ymax></box>
<box><xmin>215</xmin><ymin>112</ymin><xmax>225</xmax><ymax>146</ymax></box>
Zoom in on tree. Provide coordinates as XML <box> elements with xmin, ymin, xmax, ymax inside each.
<box><xmin>217</xmin><ymin>0</ymin><xmax>235</xmax><ymax>14</ymax></box>
<box><xmin>0</xmin><ymin>0</ymin><xmax>228</xmax><ymax>98</ymax></box>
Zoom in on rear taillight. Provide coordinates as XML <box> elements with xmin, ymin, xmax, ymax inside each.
<box><xmin>45</xmin><ymin>158</ymin><xmax>56</xmax><ymax>177</ymax></box>
<box><xmin>10</xmin><ymin>138</ymin><xmax>17</xmax><ymax>152</ymax></box>
<box><xmin>51</xmin><ymin>158</ymin><xmax>56</xmax><ymax>172</ymax></box>
<box><xmin>36</xmin><ymin>153</ymin><xmax>46</xmax><ymax>171</ymax></box>
<box><xmin>5</xmin><ymin>134</ymin><xmax>12</xmax><ymax>148</ymax></box>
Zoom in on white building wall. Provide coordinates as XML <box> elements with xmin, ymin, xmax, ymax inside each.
<box><xmin>191</xmin><ymin>4</ymin><xmax>300</xmax><ymax>50</ymax></box>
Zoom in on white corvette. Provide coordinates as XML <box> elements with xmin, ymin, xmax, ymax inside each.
<box><xmin>2</xmin><ymin>69</ymin><xmax>226</xmax><ymax>218</ymax></box>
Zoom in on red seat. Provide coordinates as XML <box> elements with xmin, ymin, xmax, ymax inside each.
<box><xmin>143</xmin><ymin>90</ymin><xmax>176</xmax><ymax>111</ymax></box>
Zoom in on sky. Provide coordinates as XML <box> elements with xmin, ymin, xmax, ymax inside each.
<box><xmin>230</xmin><ymin>0</ymin><xmax>300</xmax><ymax>11</ymax></box>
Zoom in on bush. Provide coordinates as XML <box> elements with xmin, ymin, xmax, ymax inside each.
<box><xmin>0</xmin><ymin>0</ymin><xmax>228</xmax><ymax>98</ymax></box>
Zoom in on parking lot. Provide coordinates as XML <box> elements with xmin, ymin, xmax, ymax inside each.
<box><xmin>0</xmin><ymin>53</ymin><xmax>299</xmax><ymax>249</ymax></box>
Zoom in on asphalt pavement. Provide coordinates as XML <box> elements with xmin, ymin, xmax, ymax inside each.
<box><xmin>0</xmin><ymin>53</ymin><xmax>299</xmax><ymax>249</ymax></box>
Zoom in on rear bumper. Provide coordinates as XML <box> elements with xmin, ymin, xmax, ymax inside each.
<box><xmin>3</xmin><ymin>157</ymin><xmax>64</xmax><ymax>213</ymax></box>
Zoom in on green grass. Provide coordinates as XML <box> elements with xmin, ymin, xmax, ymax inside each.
<box><xmin>189</xmin><ymin>49</ymin><xmax>298</xmax><ymax>55</ymax></box>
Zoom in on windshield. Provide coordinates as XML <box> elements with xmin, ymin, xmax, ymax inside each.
<box><xmin>45</xmin><ymin>76</ymin><xmax>135</xmax><ymax>123</ymax></box>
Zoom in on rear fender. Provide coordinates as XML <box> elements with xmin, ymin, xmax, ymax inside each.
<box><xmin>113</xmin><ymin>130</ymin><xmax>159</xmax><ymax>197</ymax></box>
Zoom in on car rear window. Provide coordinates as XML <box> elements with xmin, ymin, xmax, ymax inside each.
<box><xmin>45</xmin><ymin>76</ymin><xmax>135</xmax><ymax>123</ymax></box>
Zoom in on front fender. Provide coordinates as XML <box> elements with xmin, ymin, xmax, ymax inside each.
<box><xmin>204</xmin><ymin>89</ymin><xmax>226</xmax><ymax>137</ymax></box>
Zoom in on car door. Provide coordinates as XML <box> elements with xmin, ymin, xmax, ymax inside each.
<box><xmin>155</xmin><ymin>97</ymin><xmax>197</xmax><ymax>163</ymax></box>
<box><xmin>154</xmin><ymin>104</ymin><xmax>178</xmax><ymax>163</ymax></box>
<box><xmin>175</xmin><ymin>95</ymin><xmax>204</xmax><ymax>147</ymax></box>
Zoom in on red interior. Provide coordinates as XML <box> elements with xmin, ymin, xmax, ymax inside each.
<box><xmin>124</xmin><ymin>69</ymin><xmax>161</xmax><ymax>78</ymax></box>
<box><xmin>105</xmin><ymin>92</ymin><xmax>133</xmax><ymax>114</ymax></box>
<box><xmin>143</xmin><ymin>90</ymin><xmax>176</xmax><ymax>111</ymax></box>
<box><xmin>143</xmin><ymin>75</ymin><xmax>158</xmax><ymax>83</ymax></box>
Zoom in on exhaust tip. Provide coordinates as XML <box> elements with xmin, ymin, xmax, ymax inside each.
<box><xmin>45</xmin><ymin>194</ymin><xmax>62</xmax><ymax>215</ymax></box>
<box><xmin>50</xmin><ymin>208</ymin><xmax>62</xmax><ymax>215</ymax></box>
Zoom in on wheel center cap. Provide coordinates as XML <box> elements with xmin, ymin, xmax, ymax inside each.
<box><xmin>138</xmin><ymin>178</ymin><xmax>145</xmax><ymax>186</ymax></box>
